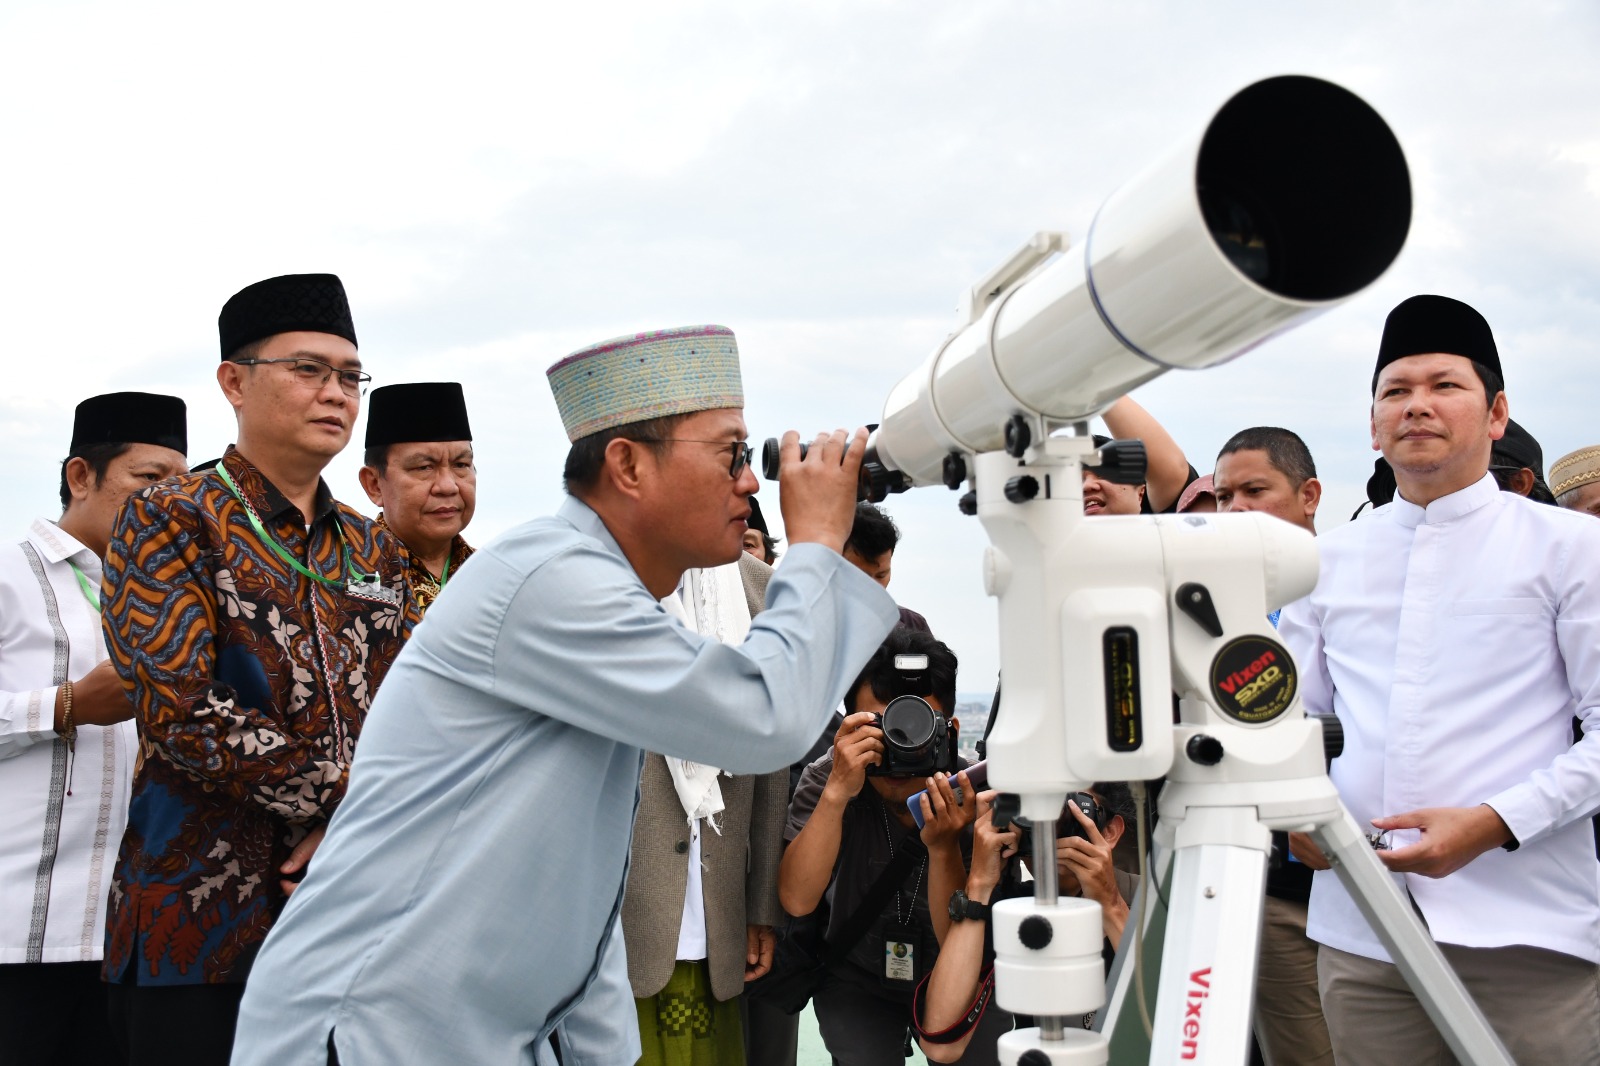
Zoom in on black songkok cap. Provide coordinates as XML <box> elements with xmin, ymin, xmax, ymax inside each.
<box><xmin>218</xmin><ymin>273</ymin><xmax>357</xmax><ymax>360</ymax></box>
<box><xmin>1373</xmin><ymin>295</ymin><xmax>1500</xmax><ymax>392</ymax></box>
<box><xmin>747</xmin><ymin>495</ymin><xmax>769</xmax><ymax>536</ymax></box>
<box><xmin>364</xmin><ymin>383</ymin><xmax>473</xmax><ymax>448</ymax></box>
<box><xmin>70</xmin><ymin>392</ymin><xmax>187</xmax><ymax>455</ymax></box>
<box><xmin>1492</xmin><ymin>418</ymin><xmax>1544</xmax><ymax>475</ymax></box>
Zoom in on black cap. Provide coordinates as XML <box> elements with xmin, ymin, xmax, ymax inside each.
<box><xmin>1373</xmin><ymin>295</ymin><xmax>1500</xmax><ymax>392</ymax></box>
<box><xmin>219</xmin><ymin>273</ymin><xmax>357</xmax><ymax>360</ymax></box>
<box><xmin>747</xmin><ymin>496</ymin><xmax>769</xmax><ymax>536</ymax></box>
<box><xmin>364</xmin><ymin>383</ymin><xmax>472</xmax><ymax>448</ymax></box>
<box><xmin>70</xmin><ymin>392</ymin><xmax>187</xmax><ymax>455</ymax></box>
<box><xmin>1364</xmin><ymin>456</ymin><xmax>1398</xmax><ymax>509</ymax></box>
<box><xmin>1491</xmin><ymin>418</ymin><xmax>1543</xmax><ymax>474</ymax></box>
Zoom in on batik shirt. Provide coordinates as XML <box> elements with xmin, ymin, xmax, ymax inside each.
<box><xmin>100</xmin><ymin>448</ymin><xmax>419</xmax><ymax>985</ymax></box>
<box><xmin>375</xmin><ymin>514</ymin><xmax>473</xmax><ymax>616</ymax></box>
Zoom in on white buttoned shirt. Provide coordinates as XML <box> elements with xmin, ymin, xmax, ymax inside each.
<box><xmin>0</xmin><ymin>518</ymin><xmax>135</xmax><ymax>963</ymax></box>
<box><xmin>1280</xmin><ymin>474</ymin><xmax>1600</xmax><ymax>965</ymax></box>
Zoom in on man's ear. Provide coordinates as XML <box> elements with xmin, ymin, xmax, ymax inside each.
<box><xmin>1301</xmin><ymin>476</ymin><xmax>1323</xmax><ymax>520</ymax></box>
<box><xmin>217</xmin><ymin>360</ymin><xmax>247</xmax><ymax>410</ymax></box>
<box><xmin>358</xmin><ymin>466</ymin><xmax>385</xmax><ymax>509</ymax></box>
<box><xmin>63</xmin><ymin>456</ymin><xmax>95</xmax><ymax>506</ymax></box>
<box><xmin>1369</xmin><ymin>405</ymin><xmax>1379</xmax><ymax>452</ymax></box>
<box><xmin>1488</xmin><ymin>392</ymin><xmax>1510</xmax><ymax>440</ymax></box>
<box><xmin>1509</xmin><ymin>468</ymin><xmax>1536</xmax><ymax>498</ymax></box>
<box><xmin>1102</xmin><ymin>814</ymin><xmax>1126</xmax><ymax>849</ymax></box>
<box><xmin>602</xmin><ymin>438</ymin><xmax>651</xmax><ymax>501</ymax></box>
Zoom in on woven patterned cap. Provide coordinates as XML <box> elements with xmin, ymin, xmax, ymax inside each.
<box><xmin>219</xmin><ymin>273</ymin><xmax>357</xmax><ymax>359</ymax></box>
<box><xmin>547</xmin><ymin>325</ymin><xmax>743</xmax><ymax>442</ymax></box>
<box><xmin>1550</xmin><ymin>445</ymin><xmax>1600</xmax><ymax>499</ymax></box>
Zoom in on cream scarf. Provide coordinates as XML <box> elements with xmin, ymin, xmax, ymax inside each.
<box><xmin>658</xmin><ymin>561</ymin><xmax>751</xmax><ymax>832</ymax></box>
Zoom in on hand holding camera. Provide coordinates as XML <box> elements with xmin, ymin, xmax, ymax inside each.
<box><xmin>823</xmin><ymin>710</ymin><xmax>884</xmax><ymax>802</ymax></box>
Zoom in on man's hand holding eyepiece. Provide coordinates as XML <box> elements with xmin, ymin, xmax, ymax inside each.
<box><xmin>775</xmin><ymin>427</ymin><xmax>870</xmax><ymax>555</ymax></box>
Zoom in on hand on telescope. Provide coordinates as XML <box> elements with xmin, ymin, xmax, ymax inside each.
<box><xmin>966</xmin><ymin>795</ymin><xmax>1017</xmax><ymax>902</ymax></box>
<box><xmin>823</xmin><ymin>711</ymin><xmax>883</xmax><ymax>802</ymax></box>
<box><xmin>1288</xmin><ymin>831</ymin><xmax>1331</xmax><ymax>870</ymax></box>
<box><xmin>1059</xmin><ymin>802</ymin><xmax>1129</xmax><ymax>950</ymax></box>
<box><xmin>775</xmin><ymin>428</ymin><xmax>871</xmax><ymax>555</ymax></box>
<box><xmin>917</xmin><ymin>770</ymin><xmax>976</xmax><ymax>852</ymax></box>
<box><xmin>1372</xmin><ymin>804</ymin><xmax>1514</xmax><ymax>879</ymax></box>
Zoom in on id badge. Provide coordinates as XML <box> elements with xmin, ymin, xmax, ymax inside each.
<box><xmin>884</xmin><ymin>925</ymin><xmax>916</xmax><ymax>982</ymax></box>
<box><xmin>347</xmin><ymin>574</ymin><xmax>400</xmax><ymax>606</ymax></box>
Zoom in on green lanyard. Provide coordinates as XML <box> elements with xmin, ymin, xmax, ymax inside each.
<box><xmin>216</xmin><ymin>464</ymin><xmax>360</xmax><ymax>588</ymax></box>
<box><xmin>438</xmin><ymin>555</ymin><xmax>451</xmax><ymax>588</ymax></box>
<box><xmin>66</xmin><ymin>561</ymin><xmax>100</xmax><ymax>611</ymax></box>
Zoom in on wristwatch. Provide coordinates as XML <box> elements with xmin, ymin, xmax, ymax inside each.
<box><xmin>947</xmin><ymin>889</ymin><xmax>990</xmax><ymax>923</ymax></box>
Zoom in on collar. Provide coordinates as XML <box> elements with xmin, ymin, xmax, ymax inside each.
<box><xmin>377</xmin><ymin>514</ymin><xmax>474</xmax><ymax>577</ymax></box>
<box><xmin>27</xmin><ymin>517</ymin><xmax>97</xmax><ymax>567</ymax></box>
<box><xmin>1390</xmin><ymin>471</ymin><xmax>1500</xmax><ymax>529</ymax></box>
<box><xmin>220</xmin><ymin>446</ymin><xmax>339</xmax><ymax>526</ymax></box>
<box><xmin>558</xmin><ymin>495</ymin><xmax>629</xmax><ymax>563</ymax></box>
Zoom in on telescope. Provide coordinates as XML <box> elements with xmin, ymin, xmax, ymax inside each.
<box><xmin>770</xmin><ymin>75</ymin><xmax>1518</xmax><ymax>1065</ymax></box>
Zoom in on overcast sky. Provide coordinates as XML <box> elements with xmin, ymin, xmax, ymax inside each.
<box><xmin>4</xmin><ymin>1</ymin><xmax>1597</xmax><ymax>686</ymax></box>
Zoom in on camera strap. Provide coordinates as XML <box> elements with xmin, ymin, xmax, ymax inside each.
<box><xmin>817</xmin><ymin>820</ymin><xmax>928</xmax><ymax>975</ymax></box>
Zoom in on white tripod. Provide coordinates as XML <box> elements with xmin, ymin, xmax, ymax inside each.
<box><xmin>968</xmin><ymin>430</ymin><xmax>1514</xmax><ymax>1066</ymax></box>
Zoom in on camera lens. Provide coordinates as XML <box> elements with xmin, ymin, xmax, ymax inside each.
<box><xmin>881</xmin><ymin>695</ymin><xmax>937</xmax><ymax>751</ymax></box>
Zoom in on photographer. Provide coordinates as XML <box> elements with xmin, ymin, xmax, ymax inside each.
<box><xmin>778</xmin><ymin>628</ymin><xmax>1003</xmax><ymax>1064</ymax></box>
<box><xmin>912</xmin><ymin>785</ymin><xmax>1135</xmax><ymax>1061</ymax></box>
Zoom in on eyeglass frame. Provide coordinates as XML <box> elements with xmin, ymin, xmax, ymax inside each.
<box><xmin>630</xmin><ymin>438</ymin><xmax>753</xmax><ymax>478</ymax></box>
<box><xmin>232</xmin><ymin>356</ymin><xmax>373</xmax><ymax>397</ymax></box>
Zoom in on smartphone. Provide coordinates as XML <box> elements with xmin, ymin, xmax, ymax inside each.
<box><xmin>905</xmin><ymin>761</ymin><xmax>988</xmax><ymax>828</ymax></box>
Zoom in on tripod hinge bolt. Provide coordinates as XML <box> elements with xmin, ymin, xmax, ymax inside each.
<box><xmin>1017</xmin><ymin>915</ymin><xmax>1054</xmax><ymax>950</ymax></box>
<box><xmin>1004</xmin><ymin>475</ymin><xmax>1040</xmax><ymax>504</ymax></box>
<box><xmin>1186</xmin><ymin>734</ymin><xmax>1224</xmax><ymax>766</ymax></box>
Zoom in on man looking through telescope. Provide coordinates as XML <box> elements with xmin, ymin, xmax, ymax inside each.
<box><xmin>228</xmin><ymin>325</ymin><xmax>901</xmax><ymax>1066</ymax></box>
<box><xmin>1279</xmin><ymin>295</ymin><xmax>1600</xmax><ymax>1065</ymax></box>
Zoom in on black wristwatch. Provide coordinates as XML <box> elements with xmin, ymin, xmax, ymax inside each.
<box><xmin>947</xmin><ymin>889</ymin><xmax>990</xmax><ymax>923</ymax></box>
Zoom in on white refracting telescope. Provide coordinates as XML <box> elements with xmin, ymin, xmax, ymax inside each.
<box><xmin>859</xmin><ymin>76</ymin><xmax>1516</xmax><ymax>1066</ymax></box>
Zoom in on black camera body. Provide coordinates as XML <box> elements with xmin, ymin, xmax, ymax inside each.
<box><xmin>994</xmin><ymin>791</ymin><xmax>1108</xmax><ymax>858</ymax></box>
<box><xmin>866</xmin><ymin>694</ymin><xmax>958</xmax><ymax>778</ymax></box>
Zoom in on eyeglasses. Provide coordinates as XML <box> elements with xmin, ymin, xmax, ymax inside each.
<box><xmin>234</xmin><ymin>356</ymin><xmax>372</xmax><ymax>397</ymax></box>
<box><xmin>633</xmin><ymin>438</ymin><xmax>753</xmax><ymax>478</ymax></box>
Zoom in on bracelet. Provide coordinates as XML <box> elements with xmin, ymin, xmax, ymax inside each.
<box><xmin>58</xmin><ymin>679</ymin><xmax>77</xmax><ymax>749</ymax></box>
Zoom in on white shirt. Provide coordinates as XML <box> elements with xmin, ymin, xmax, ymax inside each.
<box><xmin>0</xmin><ymin>519</ymin><xmax>135</xmax><ymax>963</ymax></box>
<box><xmin>1279</xmin><ymin>475</ymin><xmax>1600</xmax><ymax>965</ymax></box>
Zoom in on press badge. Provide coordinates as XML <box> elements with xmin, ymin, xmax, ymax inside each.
<box><xmin>884</xmin><ymin>935</ymin><xmax>915</xmax><ymax>982</ymax></box>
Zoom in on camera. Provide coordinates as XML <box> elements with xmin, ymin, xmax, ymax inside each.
<box><xmin>867</xmin><ymin>694</ymin><xmax>958</xmax><ymax>778</ymax></box>
<box><xmin>993</xmin><ymin>791</ymin><xmax>1108</xmax><ymax>858</ymax></box>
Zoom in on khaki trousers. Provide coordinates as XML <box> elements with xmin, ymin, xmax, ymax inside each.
<box><xmin>1318</xmin><ymin>942</ymin><xmax>1600</xmax><ymax>1066</ymax></box>
<box><xmin>1254</xmin><ymin>896</ymin><xmax>1333</xmax><ymax>1066</ymax></box>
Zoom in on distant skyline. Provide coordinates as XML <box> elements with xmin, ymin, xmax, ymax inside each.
<box><xmin>4</xmin><ymin>1</ymin><xmax>1597</xmax><ymax>683</ymax></box>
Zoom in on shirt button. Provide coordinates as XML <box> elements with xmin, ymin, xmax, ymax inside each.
<box><xmin>675</xmin><ymin>840</ymin><xmax>689</xmax><ymax>854</ymax></box>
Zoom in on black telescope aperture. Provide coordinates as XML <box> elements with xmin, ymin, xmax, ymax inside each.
<box><xmin>1197</xmin><ymin>75</ymin><xmax>1411</xmax><ymax>301</ymax></box>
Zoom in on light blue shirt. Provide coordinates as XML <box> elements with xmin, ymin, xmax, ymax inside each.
<box><xmin>230</xmin><ymin>497</ymin><xmax>898</xmax><ymax>1066</ymax></box>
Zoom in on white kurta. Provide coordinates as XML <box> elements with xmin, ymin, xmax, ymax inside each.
<box><xmin>1279</xmin><ymin>475</ymin><xmax>1600</xmax><ymax>965</ymax></box>
<box><xmin>0</xmin><ymin>518</ymin><xmax>135</xmax><ymax>964</ymax></box>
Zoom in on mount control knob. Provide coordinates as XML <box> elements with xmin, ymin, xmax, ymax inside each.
<box><xmin>1186</xmin><ymin>734</ymin><xmax>1224</xmax><ymax>766</ymax></box>
<box><xmin>1004</xmin><ymin>415</ymin><xmax>1032</xmax><ymax>458</ymax></box>
<box><xmin>942</xmin><ymin>452</ymin><xmax>968</xmax><ymax>490</ymax></box>
<box><xmin>1004</xmin><ymin>475</ymin><xmax>1040</xmax><ymax>504</ymax></box>
<box><xmin>958</xmin><ymin>490</ymin><xmax>978</xmax><ymax>516</ymax></box>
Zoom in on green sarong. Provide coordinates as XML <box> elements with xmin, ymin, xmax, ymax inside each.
<box><xmin>635</xmin><ymin>959</ymin><xmax>745</xmax><ymax>1066</ymax></box>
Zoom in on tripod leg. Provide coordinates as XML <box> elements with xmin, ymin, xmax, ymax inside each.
<box><xmin>1308</xmin><ymin>811</ymin><xmax>1513</xmax><ymax>1066</ymax></box>
<box><xmin>1099</xmin><ymin>838</ymin><xmax>1172</xmax><ymax>1059</ymax></box>
<box><xmin>1144</xmin><ymin>814</ymin><xmax>1269</xmax><ymax>1066</ymax></box>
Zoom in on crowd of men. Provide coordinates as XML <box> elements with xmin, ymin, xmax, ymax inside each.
<box><xmin>1</xmin><ymin>276</ymin><xmax>1597</xmax><ymax>1066</ymax></box>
